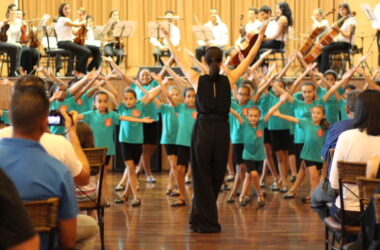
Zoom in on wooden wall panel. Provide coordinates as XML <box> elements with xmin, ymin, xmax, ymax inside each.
<box><xmin>18</xmin><ymin>0</ymin><xmax>377</xmax><ymax>71</ymax></box>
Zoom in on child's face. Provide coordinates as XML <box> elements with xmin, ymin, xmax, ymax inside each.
<box><xmin>237</xmin><ymin>87</ymin><xmax>250</xmax><ymax>105</ymax></box>
<box><xmin>95</xmin><ymin>94</ymin><xmax>108</xmax><ymax>113</ymax></box>
<box><xmin>184</xmin><ymin>90</ymin><xmax>196</xmax><ymax>108</ymax></box>
<box><xmin>169</xmin><ymin>88</ymin><xmax>179</xmax><ymax>102</ymax></box>
<box><xmin>56</xmin><ymin>85</ymin><xmax>67</xmax><ymax>101</ymax></box>
<box><xmin>301</xmin><ymin>85</ymin><xmax>315</xmax><ymax>103</ymax></box>
<box><xmin>273</xmin><ymin>81</ymin><xmax>285</xmax><ymax>96</ymax></box>
<box><xmin>311</xmin><ymin>107</ymin><xmax>324</xmax><ymax>123</ymax></box>
<box><xmin>139</xmin><ymin>70</ymin><xmax>151</xmax><ymax>85</ymax></box>
<box><xmin>343</xmin><ymin>88</ymin><xmax>353</xmax><ymax>100</ymax></box>
<box><xmin>247</xmin><ymin>109</ymin><xmax>261</xmax><ymax>126</ymax></box>
<box><xmin>325</xmin><ymin>74</ymin><xmax>337</xmax><ymax>86</ymax></box>
<box><xmin>123</xmin><ymin>92</ymin><xmax>137</xmax><ymax>108</ymax></box>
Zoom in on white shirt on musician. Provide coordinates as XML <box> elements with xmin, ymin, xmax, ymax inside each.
<box><xmin>1</xmin><ymin>18</ymin><xmax>22</xmax><ymax>44</ymax></box>
<box><xmin>265</xmin><ymin>19</ymin><xmax>287</xmax><ymax>42</ymax></box>
<box><xmin>372</xmin><ymin>3</ymin><xmax>380</xmax><ymax>30</ymax></box>
<box><xmin>336</xmin><ymin>16</ymin><xmax>357</xmax><ymax>44</ymax></box>
<box><xmin>234</xmin><ymin>19</ymin><xmax>262</xmax><ymax>47</ymax></box>
<box><xmin>150</xmin><ymin>23</ymin><xmax>180</xmax><ymax>49</ymax></box>
<box><xmin>72</xmin><ymin>19</ymin><xmax>101</xmax><ymax>47</ymax></box>
<box><xmin>197</xmin><ymin>18</ymin><xmax>229</xmax><ymax>47</ymax></box>
<box><xmin>55</xmin><ymin>16</ymin><xmax>74</xmax><ymax>42</ymax></box>
<box><xmin>312</xmin><ymin>19</ymin><xmax>329</xmax><ymax>30</ymax></box>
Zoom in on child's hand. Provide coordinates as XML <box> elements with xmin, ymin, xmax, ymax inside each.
<box><xmin>142</xmin><ymin>117</ymin><xmax>154</xmax><ymax>123</ymax></box>
<box><xmin>279</xmin><ymin>92</ymin><xmax>288</xmax><ymax>103</ymax></box>
<box><xmin>19</xmin><ymin>67</ymin><xmax>26</xmax><ymax>76</ymax></box>
<box><xmin>273</xmin><ymin>110</ymin><xmax>280</xmax><ymax>117</ymax></box>
<box><xmin>151</xmin><ymin>72</ymin><xmax>162</xmax><ymax>82</ymax></box>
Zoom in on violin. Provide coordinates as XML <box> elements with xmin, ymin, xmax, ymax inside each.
<box><xmin>20</xmin><ymin>24</ymin><xmax>29</xmax><ymax>44</ymax></box>
<box><xmin>74</xmin><ymin>23</ymin><xmax>87</xmax><ymax>45</ymax></box>
<box><xmin>299</xmin><ymin>9</ymin><xmax>334</xmax><ymax>56</ymax></box>
<box><xmin>114</xmin><ymin>24</ymin><xmax>125</xmax><ymax>49</ymax></box>
<box><xmin>304</xmin><ymin>12</ymin><xmax>356</xmax><ymax>64</ymax></box>
<box><xmin>0</xmin><ymin>20</ymin><xmax>10</xmax><ymax>42</ymax></box>
<box><xmin>28</xmin><ymin>26</ymin><xmax>40</xmax><ymax>48</ymax></box>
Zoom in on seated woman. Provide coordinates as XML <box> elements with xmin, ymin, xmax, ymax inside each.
<box><xmin>329</xmin><ymin>90</ymin><xmax>380</xmax><ymax>227</ymax></box>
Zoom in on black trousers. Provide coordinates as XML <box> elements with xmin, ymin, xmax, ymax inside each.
<box><xmin>0</xmin><ymin>42</ymin><xmax>21</xmax><ymax>76</ymax></box>
<box><xmin>195</xmin><ymin>46</ymin><xmax>207</xmax><ymax>62</ymax></box>
<box><xmin>153</xmin><ymin>47</ymin><xmax>170</xmax><ymax>66</ymax></box>
<box><xmin>189</xmin><ymin>118</ymin><xmax>229</xmax><ymax>233</ymax></box>
<box><xmin>103</xmin><ymin>43</ymin><xmax>124</xmax><ymax>65</ymax></box>
<box><xmin>86</xmin><ymin>45</ymin><xmax>102</xmax><ymax>71</ymax></box>
<box><xmin>20</xmin><ymin>46</ymin><xmax>40</xmax><ymax>74</ymax></box>
<box><xmin>317</xmin><ymin>41</ymin><xmax>351</xmax><ymax>73</ymax></box>
<box><xmin>57</xmin><ymin>41</ymin><xmax>91</xmax><ymax>74</ymax></box>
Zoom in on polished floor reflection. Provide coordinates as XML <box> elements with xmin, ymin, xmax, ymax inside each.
<box><xmin>95</xmin><ymin>172</ymin><xmax>324</xmax><ymax>249</ymax></box>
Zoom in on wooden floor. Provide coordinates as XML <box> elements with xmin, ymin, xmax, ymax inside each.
<box><xmin>94</xmin><ymin>172</ymin><xmax>325</xmax><ymax>249</ymax></box>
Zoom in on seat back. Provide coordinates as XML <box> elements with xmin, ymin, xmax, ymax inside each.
<box><xmin>357</xmin><ymin>177</ymin><xmax>380</xmax><ymax>212</ymax></box>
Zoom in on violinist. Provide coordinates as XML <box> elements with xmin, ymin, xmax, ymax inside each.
<box><xmin>55</xmin><ymin>3</ymin><xmax>90</xmax><ymax>78</ymax></box>
<box><xmin>103</xmin><ymin>10</ymin><xmax>125</xmax><ymax>66</ymax></box>
<box><xmin>259</xmin><ymin>3</ymin><xmax>293</xmax><ymax>52</ymax></box>
<box><xmin>17</xmin><ymin>8</ymin><xmax>40</xmax><ymax>75</ymax></box>
<box><xmin>195</xmin><ymin>8</ymin><xmax>229</xmax><ymax>62</ymax></box>
<box><xmin>150</xmin><ymin>10</ymin><xmax>180</xmax><ymax>66</ymax></box>
<box><xmin>0</xmin><ymin>4</ymin><xmax>22</xmax><ymax>77</ymax></box>
<box><xmin>73</xmin><ymin>8</ymin><xmax>102</xmax><ymax>71</ymax></box>
<box><xmin>317</xmin><ymin>3</ymin><xmax>357</xmax><ymax>73</ymax></box>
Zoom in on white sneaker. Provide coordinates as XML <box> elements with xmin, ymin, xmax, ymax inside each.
<box><xmin>147</xmin><ymin>175</ymin><xmax>156</xmax><ymax>183</ymax></box>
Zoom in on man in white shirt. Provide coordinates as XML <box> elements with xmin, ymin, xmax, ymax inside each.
<box><xmin>195</xmin><ymin>9</ymin><xmax>229</xmax><ymax>62</ymax></box>
<box><xmin>233</xmin><ymin>8</ymin><xmax>262</xmax><ymax>49</ymax></box>
<box><xmin>372</xmin><ymin>3</ymin><xmax>380</xmax><ymax>66</ymax></box>
<box><xmin>150</xmin><ymin>10</ymin><xmax>180</xmax><ymax>66</ymax></box>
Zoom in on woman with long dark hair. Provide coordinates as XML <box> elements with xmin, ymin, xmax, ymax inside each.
<box><xmin>317</xmin><ymin>3</ymin><xmax>357</xmax><ymax>72</ymax></box>
<box><xmin>162</xmin><ymin>21</ymin><xmax>268</xmax><ymax>233</ymax></box>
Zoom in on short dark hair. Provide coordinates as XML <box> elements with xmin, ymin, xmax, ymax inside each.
<box><xmin>239</xmin><ymin>84</ymin><xmax>251</xmax><ymax>95</ymax></box>
<box><xmin>6</xmin><ymin>4</ymin><xmax>16</xmax><ymax>18</ymax></box>
<box><xmin>10</xmin><ymin>85</ymin><xmax>49</xmax><ymax>134</ymax></box>
<box><xmin>324</xmin><ymin>69</ymin><xmax>337</xmax><ymax>80</ymax></box>
<box><xmin>184</xmin><ymin>87</ymin><xmax>195</xmax><ymax>97</ymax></box>
<box><xmin>58</xmin><ymin>3</ymin><xmax>68</xmax><ymax>17</ymax></box>
<box><xmin>353</xmin><ymin>90</ymin><xmax>380</xmax><ymax>136</ymax></box>
<box><xmin>13</xmin><ymin>75</ymin><xmax>46</xmax><ymax>94</ymax></box>
<box><xmin>259</xmin><ymin>5</ymin><xmax>272</xmax><ymax>14</ymax></box>
<box><xmin>109</xmin><ymin>9</ymin><xmax>118</xmax><ymax>18</ymax></box>
<box><xmin>123</xmin><ymin>88</ymin><xmax>137</xmax><ymax>99</ymax></box>
<box><xmin>346</xmin><ymin>89</ymin><xmax>360</xmax><ymax>113</ymax></box>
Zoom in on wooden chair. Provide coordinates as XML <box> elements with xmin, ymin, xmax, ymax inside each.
<box><xmin>0</xmin><ymin>51</ymin><xmax>11</xmax><ymax>77</ymax></box>
<box><xmin>78</xmin><ymin>147</ymin><xmax>107</xmax><ymax>250</ymax></box>
<box><xmin>24</xmin><ymin>197</ymin><xmax>59</xmax><ymax>250</ymax></box>
<box><xmin>324</xmin><ymin>161</ymin><xmax>366</xmax><ymax>250</ymax></box>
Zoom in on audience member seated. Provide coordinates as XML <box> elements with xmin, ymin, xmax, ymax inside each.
<box><xmin>0</xmin><ymin>168</ymin><xmax>39</xmax><ymax>250</ymax></box>
<box><xmin>311</xmin><ymin>90</ymin><xmax>360</xmax><ymax>209</ymax></box>
<box><xmin>329</xmin><ymin>90</ymin><xmax>380</xmax><ymax>227</ymax></box>
<box><xmin>0</xmin><ymin>76</ymin><xmax>98</xmax><ymax>250</ymax></box>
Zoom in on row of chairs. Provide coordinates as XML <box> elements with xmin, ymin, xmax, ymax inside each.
<box><xmin>24</xmin><ymin>147</ymin><xmax>108</xmax><ymax>250</ymax></box>
<box><xmin>324</xmin><ymin>161</ymin><xmax>380</xmax><ymax>250</ymax></box>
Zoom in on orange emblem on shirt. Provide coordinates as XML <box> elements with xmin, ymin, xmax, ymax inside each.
<box><xmin>104</xmin><ymin>118</ymin><xmax>112</xmax><ymax>127</ymax></box>
<box><xmin>317</xmin><ymin>129</ymin><xmax>324</xmax><ymax>137</ymax></box>
<box><xmin>242</xmin><ymin>108</ymin><xmax>248</xmax><ymax>116</ymax></box>
<box><xmin>132</xmin><ymin>109</ymin><xmax>141</xmax><ymax>117</ymax></box>
<box><xmin>76</xmin><ymin>98</ymin><xmax>83</xmax><ymax>105</ymax></box>
<box><xmin>256</xmin><ymin>129</ymin><xmax>263</xmax><ymax>138</ymax></box>
<box><xmin>192</xmin><ymin>111</ymin><xmax>198</xmax><ymax>119</ymax></box>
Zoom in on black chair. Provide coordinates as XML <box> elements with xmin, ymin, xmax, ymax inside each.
<box><xmin>259</xmin><ymin>48</ymin><xmax>286</xmax><ymax>73</ymax></box>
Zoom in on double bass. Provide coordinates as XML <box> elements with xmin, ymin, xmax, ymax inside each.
<box><xmin>299</xmin><ymin>9</ymin><xmax>334</xmax><ymax>56</ymax></box>
<box><xmin>303</xmin><ymin>12</ymin><xmax>356</xmax><ymax>64</ymax></box>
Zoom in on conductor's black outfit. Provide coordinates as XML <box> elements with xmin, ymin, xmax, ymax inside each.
<box><xmin>189</xmin><ymin>74</ymin><xmax>231</xmax><ymax>233</ymax></box>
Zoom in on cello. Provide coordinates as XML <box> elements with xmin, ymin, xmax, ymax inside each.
<box><xmin>303</xmin><ymin>12</ymin><xmax>356</xmax><ymax>64</ymax></box>
<box><xmin>74</xmin><ymin>23</ymin><xmax>87</xmax><ymax>45</ymax></box>
<box><xmin>19</xmin><ymin>23</ymin><xmax>29</xmax><ymax>44</ymax></box>
<box><xmin>299</xmin><ymin>9</ymin><xmax>335</xmax><ymax>56</ymax></box>
<box><xmin>0</xmin><ymin>20</ymin><xmax>10</xmax><ymax>42</ymax></box>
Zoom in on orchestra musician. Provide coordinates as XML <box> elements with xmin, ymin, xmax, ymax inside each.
<box><xmin>373</xmin><ymin>3</ymin><xmax>380</xmax><ymax>66</ymax></box>
<box><xmin>150</xmin><ymin>10</ymin><xmax>180</xmax><ymax>66</ymax></box>
<box><xmin>103</xmin><ymin>10</ymin><xmax>125</xmax><ymax>66</ymax></box>
<box><xmin>312</xmin><ymin>8</ymin><xmax>330</xmax><ymax>31</ymax></box>
<box><xmin>73</xmin><ymin>8</ymin><xmax>102</xmax><ymax>71</ymax></box>
<box><xmin>55</xmin><ymin>3</ymin><xmax>91</xmax><ymax>78</ymax></box>
<box><xmin>317</xmin><ymin>3</ymin><xmax>357</xmax><ymax>73</ymax></box>
<box><xmin>0</xmin><ymin>4</ymin><xmax>22</xmax><ymax>77</ymax></box>
<box><xmin>17</xmin><ymin>8</ymin><xmax>40</xmax><ymax>75</ymax></box>
<box><xmin>233</xmin><ymin>8</ymin><xmax>262</xmax><ymax>50</ymax></box>
<box><xmin>258</xmin><ymin>3</ymin><xmax>293</xmax><ymax>53</ymax></box>
<box><xmin>195</xmin><ymin>8</ymin><xmax>229</xmax><ymax>62</ymax></box>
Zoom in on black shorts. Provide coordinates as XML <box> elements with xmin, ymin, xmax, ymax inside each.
<box><xmin>105</xmin><ymin>155</ymin><xmax>111</xmax><ymax>166</ymax></box>
<box><xmin>288</xmin><ymin>134</ymin><xmax>296</xmax><ymax>155</ymax></box>
<box><xmin>294</xmin><ymin>143</ymin><xmax>304</xmax><ymax>171</ymax></box>
<box><xmin>164</xmin><ymin>144</ymin><xmax>177</xmax><ymax>156</ymax></box>
<box><xmin>245</xmin><ymin>160</ymin><xmax>264</xmax><ymax>174</ymax></box>
<box><xmin>269</xmin><ymin>129</ymin><xmax>290</xmax><ymax>152</ymax></box>
<box><xmin>303</xmin><ymin>160</ymin><xmax>323</xmax><ymax>170</ymax></box>
<box><xmin>177</xmin><ymin>145</ymin><xmax>190</xmax><ymax>168</ymax></box>
<box><xmin>143</xmin><ymin>121</ymin><xmax>160</xmax><ymax>145</ymax></box>
<box><xmin>121</xmin><ymin>143</ymin><xmax>142</xmax><ymax>165</ymax></box>
<box><xmin>233</xmin><ymin>143</ymin><xmax>244</xmax><ymax>165</ymax></box>
<box><xmin>264</xmin><ymin>128</ymin><xmax>271</xmax><ymax>144</ymax></box>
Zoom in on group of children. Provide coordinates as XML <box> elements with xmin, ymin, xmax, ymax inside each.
<box><xmin>0</xmin><ymin>50</ymin><xmax>378</xmax><ymax>209</ymax></box>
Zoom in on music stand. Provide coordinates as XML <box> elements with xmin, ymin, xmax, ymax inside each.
<box><xmin>38</xmin><ymin>14</ymin><xmax>50</xmax><ymax>31</ymax></box>
<box><xmin>360</xmin><ymin>4</ymin><xmax>378</xmax><ymax>73</ymax></box>
<box><xmin>192</xmin><ymin>25</ymin><xmax>214</xmax><ymax>45</ymax></box>
<box><xmin>113</xmin><ymin>21</ymin><xmax>137</xmax><ymax>38</ymax></box>
<box><xmin>147</xmin><ymin>21</ymin><xmax>170</xmax><ymax>40</ymax></box>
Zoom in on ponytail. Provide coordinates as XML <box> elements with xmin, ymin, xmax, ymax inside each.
<box><xmin>209</xmin><ymin>61</ymin><xmax>220</xmax><ymax>80</ymax></box>
<box><xmin>205</xmin><ymin>47</ymin><xmax>223</xmax><ymax>80</ymax></box>
<box><xmin>320</xmin><ymin>118</ymin><xmax>330</xmax><ymax>131</ymax></box>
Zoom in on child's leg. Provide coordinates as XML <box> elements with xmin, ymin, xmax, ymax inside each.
<box><xmin>186</xmin><ymin>164</ymin><xmax>192</xmax><ymax>179</ymax></box>
<box><xmin>229</xmin><ymin>163</ymin><xmax>246</xmax><ymax>197</ymax></box>
<box><xmin>276</xmin><ymin>150</ymin><xmax>290</xmax><ymax>188</ymax></box>
<box><xmin>175</xmin><ymin>165</ymin><xmax>186</xmax><ymax>201</ymax></box>
<box><xmin>308</xmin><ymin>165</ymin><xmax>321</xmax><ymax>195</ymax></box>
<box><xmin>102</xmin><ymin>156</ymin><xmax>112</xmax><ymax>200</ymax></box>
<box><xmin>141</xmin><ymin>144</ymin><xmax>157</xmax><ymax>177</ymax></box>
<box><xmin>239</xmin><ymin>172</ymin><xmax>251</xmax><ymax>201</ymax></box>
<box><xmin>251</xmin><ymin>170</ymin><xmax>264</xmax><ymax>197</ymax></box>
<box><xmin>125</xmin><ymin>160</ymin><xmax>139</xmax><ymax>199</ymax></box>
<box><xmin>167</xmin><ymin>154</ymin><xmax>178</xmax><ymax>191</ymax></box>
<box><xmin>117</xmin><ymin>166</ymin><xmax>129</xmax><ymax>188</ymax></box>
<box><xmin>289</xmin><ymin>153</ymin><xmax>297</xmax><ymax>178</ymax></box>
<box><xmin>227</xmin><ymin>142</ymin><xmax>235</xmax><ymax>177</ymax></box>
<box><xmin>288</xmin><ymin>163</ymin><xmax>306</xmax><ymax>194</ymax></box>
<box><xmin>264</xmin><ymin>143</ymin><xmax>279</xmax><ymax>183</ymax></box>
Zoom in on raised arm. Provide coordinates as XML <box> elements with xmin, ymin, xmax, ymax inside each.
<box><xmin>119</xmin><ymin>115</ymin><xmax>154</xmax><ymax>123</ymax></box>
<box><xmin>227</xmin><ymin>21</ymin><xmax>268</xmax><ymax>85</ymax></box>
<box><xmin>272</xmin><ymin>110</ymin><xmax>299</xmax><ymax>124</ymax></box>
<box><xmin>184</xmin><ymin>48</ymin><xmax>209</xmax><ymax>74</ymax></box>
<box><xmin>277</xmin><ymin>52</ymin><xmax>297</xmax><ymax>78</ymax></box>
<box><xmin>356</xmin><ymin>67</ymin><xmax>380</xmax><ymax>92</ymax></box>
<box><xmin>264</xmin><ymin>92</ymin><xmax>289</xmax><ymax>121</ymax></box>
<box><xmin>151</xmin><ymin>72</ymin><xmax>178</xmax><ymax>107</ymax></box>
<box><xmin>289</xmin><ymin>62</ymin><xmax>317</xmax><ymax>94</ymax></box>
<box><xmin>102</xmin><ymin>56</ymin><xmax>134</xmax><ymax>86</ymax></box>
<box><xmin>230</xmin><ymin>108</ymin><xmax>244</xmax><ymax>125</ymax></box>
<box><xmin>161</xmin><ymin>27</ymin><xmax>200</xmax><ymax>90</ymax></box>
